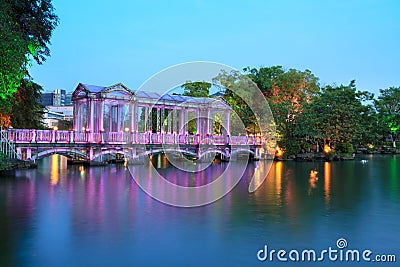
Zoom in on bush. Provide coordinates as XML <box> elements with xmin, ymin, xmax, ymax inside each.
<box><xmin>279</xmin><ymin>139</ymin><xmax>301</xmax><ymax>158</ymax></box>
<box><xmin>335</xmin><ymin>142</ymin><xmax>354</xmax><ymax>158</ymax></box>
<box><xmin>0</xmin><ymin>152</ymin><xmax>8</xmax><ymax>169</ymax></box>
<box><xmin>301</xmin><ymin>142</ymin><xmax>312</xmax><ymax>153</ymax></box>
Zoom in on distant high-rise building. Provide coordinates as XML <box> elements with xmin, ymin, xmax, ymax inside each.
<box><xmin>40</xmin><ymin>89</ymin><xmax>72</xmax><ymax>106</ymax></box>
<box><xmin>41</xmin><ymin>92</ymin><xmax>54</xmax><ymax>106</ymax></box>
<box><xmin>53</xmin><ymin>89</ymin><xmax>66</xmax><ymax>106</ymax></box>
<box><xmin>65</xmin><ymin>92</ymin><xmax>73</xmax><ymax>106</ymax></box>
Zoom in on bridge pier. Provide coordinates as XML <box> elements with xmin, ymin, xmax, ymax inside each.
<box><xmin>220</xmin><ymin>147</ymin><xmax>230</xmax><ymax>162</ymax></box>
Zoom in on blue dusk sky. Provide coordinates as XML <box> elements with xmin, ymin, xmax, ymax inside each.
<box><xmin>30</xmin><ymin>0</ymin><xmax>400</xmax><ymax>95</ymax></box>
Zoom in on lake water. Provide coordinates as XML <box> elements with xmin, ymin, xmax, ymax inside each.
<box><xmin>0</xmin><ymin>155</ymin><xmax>399</xmax><ymax>266</ymax></box>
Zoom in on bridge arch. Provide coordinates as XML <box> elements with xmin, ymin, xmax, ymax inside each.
<box><xmin>230</xmin><ymin>148</ymin><xmax>255</xmax><ymax>156</ymax></box>
<box><xmin>92</xmin><ymin>149</ymin><xmax>135</xmax><ymax>161</ymax></box>
<box><xmin>198</xmin><ymin>149</ymin><xmax>230</xmax><ymax>159</ymax></box>
<box><xmin>33</xmin><ymin>148</ymin><xmax>86</xmax><ymax>161</ymax></box>
<box><xmin>138</xmin><ymin>149</ymin><xmax>197</xmax><ymax>158</ymax></box>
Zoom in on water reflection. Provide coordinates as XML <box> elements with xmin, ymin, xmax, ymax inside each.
<box><xmin>324</xmin><ymin>162</ymin><xmax>331</xmax><ymax>205</ymax></box>
<box><xmin>50</xmin><ymin>154</ymin><xmax>60</xmax><ymax>186</ymax></box>
<box><xmin>0</xmin><ymin>155</ymin><xmax>399</xmax><ymax>267</ymax></box>
<box><xmin>308</xmin><ymin>169</ymin><xmax>319</xmax><ymax>190</ymax></box>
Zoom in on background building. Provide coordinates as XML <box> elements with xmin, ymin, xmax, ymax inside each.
<box><xmin>40</xmin><ymin>89</ymin><xmax>74</xmax><ymax>128</ymax></box>
<box><xmin>40</xmin><ymin>89</ymin><xmax>73</xmax><ymax>106</ymax></box>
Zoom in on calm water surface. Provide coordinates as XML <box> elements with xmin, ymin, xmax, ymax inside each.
<box><xmin>0</xmin><ymin>155</ymin><xmax>399</xmax><ymax>266</ymax></box>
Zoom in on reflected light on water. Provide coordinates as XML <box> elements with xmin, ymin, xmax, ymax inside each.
<box><xmin>324</xmin><ymin>162</ymin><xmax>331</xmax><ymax>205</ymax></box>
<box><xmin>275</xmin><ymin>161</ymin><xmax>282</xmax><ymax>197</ymax></box>
<box><xmin>50</xmin><ymin>154</ymin><xmax>60</xmax><ymax>186</ymax></box>
<box><xmin>79</xmin><ymin>165</ymin><xmax>85</xmax><ymax>179</ymax></box>
<box><xmin>251</xmin><ymin>162</ymin><xmax>262</xmax><ymax>189</ymax></box>
<box><xmin>308</xmin><ymin>169</ymin><xmax>318</xmax><ymax>195</ymax></box>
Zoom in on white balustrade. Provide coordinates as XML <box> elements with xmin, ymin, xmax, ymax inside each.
<box><xmin>36</xmin><ymin>130</ymin><xmax>52</xmax><ymax>143</ymax></box>
<box><xmin>4</xmin><ymin>129</ymin><xmax>262</xmax><ymax>146</ymax></box>
<box><xmin>178</xmin><ymin>134</ymin><xmax>187</xmax><ymax>144</ymax></box>
<box><xmin>151</xmin><ymin>133</ymin><xmax>161</xmax><ymax>144</ymax></box>
<box><xmin>164</xmin><ymin>134</ymin><xmax>175</xmax><ymax>144</ymax></box>
<box><xmin>212</xmin><ymin>135</ymin><xmax>225</xmax><ymax>145</ymax></box>
<box><xmin>56</xmin><ymin>131</ymin><xmax>71</xmax><ymax>143</ymax></box>
<box><xmin>188</xmin><ymin>135</ymin><xmax>198</xmax><ymax>145</ymax></box>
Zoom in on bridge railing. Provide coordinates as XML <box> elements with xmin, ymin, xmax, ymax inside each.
<box><xmin>3</xmin><ymin>129</ymin><xmax>263</xmax><ymax>146</ymax></box>
<box><xmin>230</xmin><ymin>136</ymin><xmax>248</xmax><ymax>145</ymax></box>
<box><xmin>55</xmin><ymin>131</ymin><xmax>71</xmax><ymax>143</ymax></box>
<box><xmin>74</xmin><ymin>131</ymin><xmax>87</xmax><ymax>143</ymax></box>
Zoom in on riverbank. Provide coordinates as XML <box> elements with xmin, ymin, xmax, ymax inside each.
<box><xmin>0</xmin><ymin>159</ymin><xmax>37</xmax><ymax>173</ymax></box>
<box><xmin>277</xmin><ymin>148</ymin><xmax>400</xmax><ymax>162</ymax></box>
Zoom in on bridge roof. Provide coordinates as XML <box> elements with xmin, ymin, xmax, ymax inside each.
<box><xmin>73</xmin><ymin>83</ymin><xmax>231</xmax><ymax>109</ymax></box>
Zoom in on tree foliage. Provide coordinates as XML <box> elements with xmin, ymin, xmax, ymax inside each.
<box><xmin>10</xmin><ymin>79</ymin><xmax>45</xmax><ymax>129</ymax></box>
<box><xmin>212</xmin><ymin>70</ymin><xmax>260</xmax><ymax>135</ymax></box>
<box><xmin>182</xmin><ymin>81</ymin><xmax>211</xmax><ymax>98</ymax></box>
<box><xmin>0</xmin><ymin>1</ymin><xmax>28</xmax><ymax>111</ymax></box>
<box><xmin>244</xmin><ymin>66</ymin><xmax>319</xmax><ymax>154</ymax></box>
<box><xmin>5</xmin><ymin>0</ymin><xmax>59</xmax><ymax>64</ymax></box>
<box><xmin>374</xmin><ymin>87</ymin><xmax>400</xmax><ymax>145</ymax></box>
<box><xmin>0</xmin><ymin>0</ymin><xmax>58</xmax><ymax>128</ymax></box>
<box><xmin>300</xmin><ymin>81</ymin><xmax>374</xmax><ymax>145</ymax></box>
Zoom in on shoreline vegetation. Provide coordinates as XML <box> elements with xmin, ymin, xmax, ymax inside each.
<box><xmin>196</xmin><ymin>68</ymin><xmax>400</xmax><ymax>162</ymax></box>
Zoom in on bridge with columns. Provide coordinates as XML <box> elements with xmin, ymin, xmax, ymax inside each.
<box><xmin>1</xmin><ymin>83</ymin><xmax>268</xmax><ymax>164</ymax></box>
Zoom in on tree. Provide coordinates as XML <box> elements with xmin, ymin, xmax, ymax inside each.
<box><xmin>212</xmin><ymin>70</ymin><xmax>259</xmax><ymax>135</ymax></box>
<box><xmin>374</xmin><ymin>87</ymin><xmax>400</xmax><ymax>147</ymax></box>
<box><xmin>5</xmin><ymin>0</ymin><xmax>59</xmax><ymax>64</ymax></box>
<box><xmin>0</xmin><ymin>1</ymin><xmax>28</xmax><ymax>112</ymax></box>
<box><xmin>0</xmin><ymin>0</ymin><xmax>58</xmax><ymax>128</ymax></box>
<box><xmin>244</xmin><ymin>66</ymin><xmax>285</xmax><ymax>98</ymax></box>
<box><xmin>244</xmin><ymin>66</ymin><xmax>320</xmax><ymax>156</ymax></box>
<box><xmin>10</xmin><ymin>79</ymin><xmax>45</xmax><ymax>129</ymax></box>
<box><xmin>182</xmin><ymin>81</ymin><xmax>211</xmax><ymax>98</ymax></box>
<box><xmin>301</xmin><ymin>81</ymin><xmax>374</xmax><ymax>148</ymax></box>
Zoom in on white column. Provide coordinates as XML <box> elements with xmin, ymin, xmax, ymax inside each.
<box><xmin>173</xmin><ymin>109</ymin><xmax>178</xmax><ymax>134</ymax></box>
<box><xmin>89</xmin><ymin>98</ymin><xmax>95</xmax><ymax>142</ymax></box>
<box><xmin>117</xmin><ymin>105</ymin><xmax>122</xmax><ymax>132</ymax></box>
<box><xmin>144</xmin><ymin>106</ymin><xmax>149</xmax><ymax>132</ymax></box>
<box><xmin>132</xmin><ymin>102</ymin><xmax>137</xmax><ymax>143</ymax></box>
<box><xmin>179</xmin><ymin>108</ymin><xmax>185</xmax><ymax>134</ymax></box>
<box><xmin>225</xmin><ymin>111</ymin><xmax>231</xmax><ymax>136</ymax></box>
<box><xmin>130</xmin><ymin>102</ymin><xmax>135</xmax><ymax>133</ymax></box>
<box><xmin>206</xmin><ymin>109</ymin><xmax>211</xmax><ymax>135</ymax></box>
